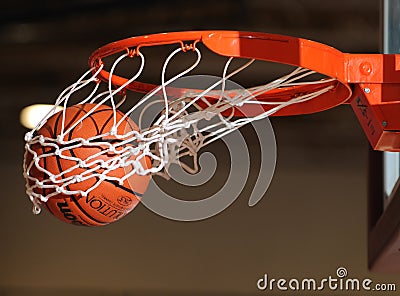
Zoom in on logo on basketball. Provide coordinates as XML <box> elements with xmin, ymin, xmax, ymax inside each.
<box><xmin>117</xmin><ymin>196</ymin><xmax>133</xmax><ymax>207</ymax></box>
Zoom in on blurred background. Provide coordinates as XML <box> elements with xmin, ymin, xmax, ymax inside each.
<box><xmin>1</xmin><ymin>1</ymin><xmax>399</xmax><ymax>295</ymax></box>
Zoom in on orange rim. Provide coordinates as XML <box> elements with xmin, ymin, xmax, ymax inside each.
<box><xmin>88</xmin><ymin>31</ymin><xmax>352</xmax><ymax>116</ymax></box>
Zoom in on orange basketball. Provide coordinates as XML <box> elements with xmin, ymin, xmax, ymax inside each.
<box><xmin>24</xmin><ymin>103</ymin><xmax>151</xmax><ymax>226</ymax></box>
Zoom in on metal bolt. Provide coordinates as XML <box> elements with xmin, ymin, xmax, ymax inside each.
<box><xmin>364</xmin><ymin>87</ymin><xmax>371</xmax><ymax>94</ymax></box>
<box><xmin>382</xmin><ymin>121</ymin><xmax>388</xmax><ymax>127</ymax></box>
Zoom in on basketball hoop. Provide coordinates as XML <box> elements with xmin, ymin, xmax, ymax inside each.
<box><xmin>23</xmin><ymin>30</ymin><xmax>400</xmax><ymax>224</ymax></box>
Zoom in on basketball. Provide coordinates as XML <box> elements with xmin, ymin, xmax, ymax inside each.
<box><xmin>24</xmin><ymin>103</ymin><xmax>151</xmax><ymax>226</ymax></box>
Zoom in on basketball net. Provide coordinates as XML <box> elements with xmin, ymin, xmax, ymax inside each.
<box><xmin>23</xmin><ymin>45</ymin><xmax>335</xmax><ymax>214</ymax></box>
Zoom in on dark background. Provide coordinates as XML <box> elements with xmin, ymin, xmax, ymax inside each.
<box><xmin>1</xmin><ymin>1</ymin><xmax>399</xmax><ymax>295</ymax></box>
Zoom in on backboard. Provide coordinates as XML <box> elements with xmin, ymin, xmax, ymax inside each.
<box><xmin>368</xmin><ymin>0</ymin><xmax>400</xmax><ymax>272</ymax></box>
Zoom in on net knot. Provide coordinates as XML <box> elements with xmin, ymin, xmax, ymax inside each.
<box><xmin>56</xmin><ymin>135</ymin><xmax>65</xmax><ymax>144</ymax></box>
<box><xmin>25</xmin><ymin>132</ymin><xmax>33</xmax><ymax>142</ymax></box>
<box><xmin>108</xmin><ymin>145</ymin><xmax>116</xmax><ymax>153</ymax></box>
<box><xmin>204</xmin><ymin>111</ymin><xmax>216</xmax><ymax>121</ymax></box>
<box><xmin>110</xmin><ymin>126</ymin><xmax>118</xmax><ymax>136</ymax></box>
<box><xmin>74</xmin><ymin>175</ymin><xmax>83</xmax><ymax>183</ymax></box>
<box><xmin>81</xmin><ymin>139</ymin><xmax>90</xmax><ymax>145</ymax></box>
<box><xmin>224</xmin><ymin>121</ymin><xmax>234</xmax><ymax>129</ymax></box>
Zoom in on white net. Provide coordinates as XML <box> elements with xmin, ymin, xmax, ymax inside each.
<box><xmin>23</xmin><ymin>44</ymin><xmax>336</xmax><ymax>214</ymax></box>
